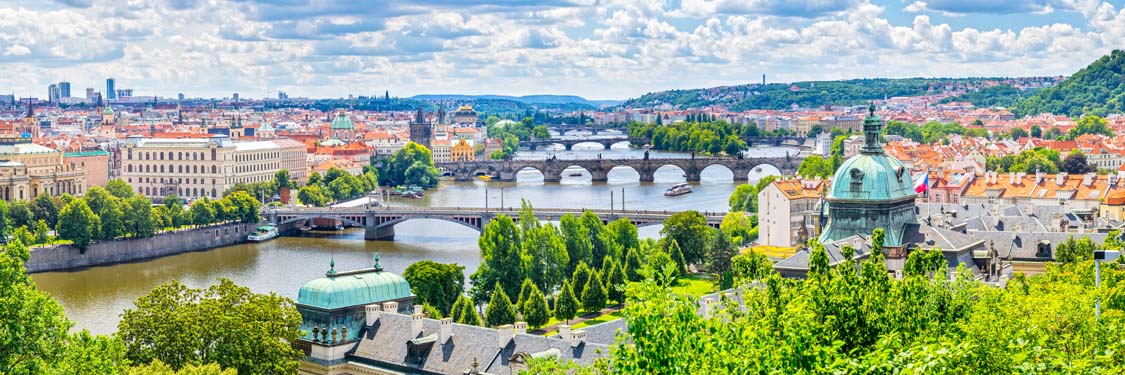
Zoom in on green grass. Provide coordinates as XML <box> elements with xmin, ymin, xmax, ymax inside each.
<box><xmin>544</xmin><ymin>311</ymin><xmax>625</xmax><ymax>336</ymax></box>
<box><xmin>671</xmin><ymin>275</ymin><xmax>716</xmax><ymax>297</ymax></box>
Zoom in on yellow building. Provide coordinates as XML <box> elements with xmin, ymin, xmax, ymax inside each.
<box><xmin>450</xmin><ymin>139</ymin><xmax>474</xmax><ymax>162</ymax></box>
<box><xmin>121</xmin><ymin>134</ymin><xmax>307</xmax><ymax>201</ymax></box>
<box><xmin>0</xmin><ymin>138</ymin><xmax>87</xmax><ymax>200</ymax></box>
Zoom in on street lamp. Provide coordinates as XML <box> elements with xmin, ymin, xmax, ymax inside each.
<box><xmin>1094</xmin><ymin>249</ymin><xmax>1120</xmax><ymax>317</ymax></box>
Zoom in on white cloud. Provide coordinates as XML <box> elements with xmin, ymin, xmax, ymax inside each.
<box><xmin>0</xmin><ymin>0</ymin><xmax>1121</xmax><ymax>99</ymax></box>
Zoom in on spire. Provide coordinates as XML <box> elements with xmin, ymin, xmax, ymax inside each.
<box><xmin>327</xmin><ymin>257</ymin><xmax>337</xmax><ymax>277</ymax></box>
<box><xmin>861</xmin><ymin>103</ymin><xmax>884</xmax><ymax>154</ymax></box>
<box><xmin>373</xmin><ymin>253</ymin><xmax>383</xmax><ymax>271</ymax></box>
<box><xmin>415</xmin><ymin>105</ymin><xmax>425</xmax><ymax>124</ymax></box>
<box><xmin>25</xmin><ymin>98</ymin><xmax>33</xmax><ymax>118</ymax></box>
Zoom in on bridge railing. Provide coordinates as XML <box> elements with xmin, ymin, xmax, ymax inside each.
<box><xmin>269</xmin><ymin>205</ymin><xmax>728</xmax><ymax>219</ymax></box>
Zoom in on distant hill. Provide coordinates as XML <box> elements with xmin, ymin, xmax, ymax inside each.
<box><xmin>1013</xmin><ymin>50</ymin><xmax>1125</xmax><ymax>117</ymax></box>
<box><xmin>411</xmin><ymin>94</ymin><xmax>621</xmax><ymax>109</ymax></box>
<box><xmin>937</xmin><ymin>84</ymin><xmax>1041</xmax><ymax>109</ymax></box>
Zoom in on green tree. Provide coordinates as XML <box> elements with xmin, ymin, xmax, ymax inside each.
<box><xmin>422</xmin><ymin>303</ymin><xmax>444</xmax><ymax>319</ymax></box>
<box><xmin>189</xmin><ymin>198</ymin><xmax>216</xmax><ymax>226</ymax></box>
<box><xmin>604</xmin><ymin>258</ymin><xmax>626</xmax><ymax>303</ymax></box>
<box><xmin>1055</xmin><ymin>235</ymin><xmax>1096</xmax><ymax>263</ymax></box>
<box><xmin>31</xmin><ymin>194</ymin><xmax>59</xmax><ymax>228</ymax></box>
<box><xmin>9</xmin><ymin>200</ymin><xmax>32</xmax><ymax>230</ymax></box>
<box><xmin>0</xmin><ymin>200</ymin><xmax>9</xmax><ymax>241</ymax></box>
<box><xmin>403</xmin><ymin>261</ymin><xmax>465</xmax><ymax>316</ymax></box>
<box><xmin>731</xmin><ymin>251</ymin><xmax>773</xmax><ymax>284</ymax></box>
<box><xmin>523</xmin><ymin>224</ymin><xmax>570</xmax><ymax>294</ymax></box>
<box><xmin>11</xmin><ymin>226</ymin><xmax>32</xmax><ymax>248</ymax></box>
<box><xmin>709</xmin><ymin>229</ymin><xmax>738</xmax><ymax>282</ymax></box>
<box><xmin>33</xmin><ymin>219</ymin><xmax>49</xmax><ymax>245</ymax></box>
<box><xmin>797</xmin><ymin>155</ymin><xmax>835</xmax><ymax>179</ymax></box>
<box><xmin>668</xmin><ymin>240</ymin><xmax>688</xmax><ymax>276</ymax></box>
<box><xmin>118</xmin><ymin>279</ymin><xmax>302</xmax><ymax>374</ymax></box>
<box><xmin>553</xmin><ymin>280</ymin><xmax>579</xmax><ymax>324</ymax></box>
<box><xmin>1067</xmin><ymin>115</ymin><xmax>1114</xmax><ymax>139</ymax></box>
<box><xmin>379</xmin><ymin>142</ymin><xmax>440</xmax><ymax>188</ymax></box>
<box><xmin>0</xmin><ymin>239</ymin><xmax>73</xmax><ymax>374</ymax></box>
<box><xmin>808</xmin><ymin>239</ymin><xmax>830</xmax><ymax>278</ymax></box>
<box><xmin>471</xmin><ymin>214</ymin><xmax>523</xmax><ymax>303</ymax></box>
<box><xmin>559</xmin><ymin>214</ymin><xmax>593</xmax><ymax>274</ymax></box>
<box><xmin>623</xmin><ymin>247</ymin><xmax>643</xmax><ymax>282</ymax></box>
<box><xmin>522</xmin><ymin>282</ymin><xmax>550</xmax><ymax>329</ymax></box>
<box><xmin>274</xmin><ymin>169</ymin><xmax>292</xmax><ymax>189</ymax></box>
<box><xmin>580</xmin><ymin>211</ymin><xmax>618</xmax><ymax>267</ymax></box>
<box><xmin>728</xmin><ymin>184</ymin><xmax>757</xmax><ymax>212</ymax></box>
<box><xmin>532</xmin><ymin>125</ymin><xmax>551</xmax><ymax>139</ymax></box>
<box><xmin>297</xmin><ymin>184</ymin><xmax>330</xmax><ymax>207</ymax></box>
<box><xmin>720</xmin><ymin>211</ymin><xmax>755</xmax><ymax>245</ymax></box>
<box><xmin>53</xmin><ymin>330</ymin><xmax>132</xmax><ymax>375</ymax></box>
<box><xmin>606</xmin><ymin>218</ymin><xmax>640</xmax><ymax>255</ymax></box>
<box><xmin>125</xmin><ymin>196</ymin><xmax>156</xmax><ymax>238</ymax></box>
<box><xmin>57</xmin><ymin>199</ymin><xmax>100</xmax><ymax>250</ymax></box>
<box><xmin>222</xmin><ymin>191</ymin><xmax>261</xmax><ymax>223</ymax></box>
<box><xmin>581</xmin><ymin>270</ymin><xmax>607</xmax><ymax>313</ymax></box>
<box><xmin>105</xmin><ymin>179</ymin><xmax>135</xmax><ymax>199</ymax></box>
<box><xmin>96</xmin><ymin>197</ymin><xmax>125</xmax><ymax>240</ymax></box>
<box><xmin>660</xmin><ymin>211</ymin><xmax>712</xmax><ymax>265</ymax></box>
<box><xmin>1031</xmin><ymin>125</ymin><xmax>1043</xmax><ymax>138</ymax></box>
<box><xmin>484</xmin><ymin>282</ymin><xmax>517</xmax><ymax>327</ymax></box>
<box><xmin>571</xmin><ymin>262</ymin><xmax>592</xmax><ymax>299</ymax></box>
<box><xmin>126</xmin><ymin>360</ymin><xmax>235</xmax><ymax>375</ymax></box>
<box><xmin>904</xmin><ymin>248</ymin><xmax>947</xmax><ymax>278</ymax></box>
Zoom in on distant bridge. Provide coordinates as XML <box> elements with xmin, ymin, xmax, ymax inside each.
<box><xmin>545</xmin><ymin>124</ymin><xmax>626</xmax><ymax>135</ymax></box>
<box><xmin>267</xmin><ymin>206</ymin><xmax>725</xmax><ymax>241</ymax></box>
<box><xmin>519</xmin><ymin>135</ymin><xmax>632</xmax><ymax>150</ymax></box>
<box><xmin>742</xmin><ymin>136</ymin><xmax>809</xmax><ymax>147</ymax></box>
<box><xmin>435</xmin><ymin>154</ymin><xmax>801</xmax><ymax>182</ymax></box>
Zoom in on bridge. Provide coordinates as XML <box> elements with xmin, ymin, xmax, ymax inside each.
<box><xmin>520</xmin><ymin>135</ymin><xmax>632</xmax><ymax>150</ymax></box>
<box><xmin>545</xmin><ymin>124</ymin><xmax>625</xmax><ymax>135</ymax></box>
<box><xmin>266</xmin><ymin>206</ymin><xmax>725</xmax><ymax>241</ymax></box>
<box><xmin>435</xmin><ymin>154</ymin><xmax>801</xmax><ymax>182</ymax></box>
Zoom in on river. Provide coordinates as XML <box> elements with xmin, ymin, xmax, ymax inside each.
<box><xmin>31</xmin><ymin>142</ymin><xmax>798</xmax><ymax>334</ymax></box>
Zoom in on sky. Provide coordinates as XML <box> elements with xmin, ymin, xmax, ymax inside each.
<box><xmin>0</xmin><ymin>0</ymin><xmax>1123</xmax><ymax>100</ymax></box>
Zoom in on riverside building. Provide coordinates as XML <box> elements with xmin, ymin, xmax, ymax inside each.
<box><xmin>121</xmin><ymin>134</ymin><xmax>306</xmax><ymax>201</ymax></box>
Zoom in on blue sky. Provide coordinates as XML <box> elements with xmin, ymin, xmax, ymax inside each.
<box><xmin>0</xmin><ymin>0</ymin><xmax>1122</xmax><ymax>100</ymax></box>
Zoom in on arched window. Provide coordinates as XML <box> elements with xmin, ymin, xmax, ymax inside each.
<box><xmin>211</xmin><ymin>165</ymin><xmax>217</xmax><ymax>174</ymax></box>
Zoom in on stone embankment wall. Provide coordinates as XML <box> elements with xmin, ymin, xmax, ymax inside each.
<box><xmin>26</xmin><ymin>223</ymin><xmax>253</xmax><ymax>273</ymax></box>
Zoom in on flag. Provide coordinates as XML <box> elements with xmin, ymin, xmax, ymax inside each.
<box><xmin>914</xmin><ymin>173</ymin><xmax>928</xmax><ymax>194</ymax></box>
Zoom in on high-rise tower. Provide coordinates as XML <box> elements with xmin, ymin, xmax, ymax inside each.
<box><xmin>106</xmin><ymin>78</ymin><xmax>116</xmax><ymax>100</ymax></box>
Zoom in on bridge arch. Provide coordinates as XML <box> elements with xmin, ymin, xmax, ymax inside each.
<box><xmin>700</xmin><ymin>163</ymin><xmax>734</xmax><ymax>182</ymax></box>
<box><xmin>514</xmin><ymin>166</ymin><xmax>546</xmax><ymax>183</ymax></box>
<box><xmin>570</xmin><ymin>141</ymin><xmax>609</xmax><ymax>151</ymax></box>
<box><xmin>653</xmin><ymin>164</ymin><xmax>688</xmax><ymax>183</ymax></box>
<box><xmin>559</xmin><ymin>165</ymin><xmax>594</xmax><ymax>183</ymax></box>
<box><xmin>370</xmin><ymin>216</ymin><xmax>485</xmax><ymax>233</ymax></box>
<box><xmin>747</xmin><ymin>163</ymin><xmax>784</xmax><ymax>183</ymax></box>
<box><xmin>607</xmin><ymin>165</ymin><xmax>641</xmax><ymax>182</ymax></box>
<box><xmin>276</xmin><ymin>214</ymin><xmax>365</xmax><ymax>228</ymax></box>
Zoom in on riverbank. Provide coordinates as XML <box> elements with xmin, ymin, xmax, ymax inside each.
<box><xmin>26</xmin><ymin>222</ymin><xmax>254</xmax><ymax>273</ymax></box>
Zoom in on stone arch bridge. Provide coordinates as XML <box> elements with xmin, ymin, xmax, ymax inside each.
<box><xmin>267</xmin><ymin>207</ymin><xmax>724</xmax><ymax>241</ymax></box>
<box><xmin>519</xmin><ymin>136</ymin><xmax>631</xmax><ymax>150</ymax></box>
<box><xmin>435</xmin><ymin>155</ymin><xmax>801</xmax><ymax>182</ymax></box>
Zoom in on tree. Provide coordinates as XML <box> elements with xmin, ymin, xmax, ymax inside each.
<box><xmin>484</xmin><ymin>282</ymin><xmax>517</xmax><ymax>327</ymax></box>
<box><xmin>471</xmin><ymin>214</ymin><xmax>523</xmax><ymax>303</ymax></box>
<box><xmin>297</xmin><ymin>185</ymin><xmax>330</xmax><ymax>207</ymax></box>
<box><xmin>189</xmin><ymin>198</ymin><xmax>216</xmax><ymax>226</ymax></box>
<box><xmin>105</xmin><ymin>179</ymin><xmax>134</xmax><ymax>199</ymax></box>
<box><xmin>422</xmin><ymin>303</ymin><xmax>444</xmax><ymax>319</ymax></box>
<box><xmin>623</xmin><ymin>247</ymin><xmax>643</xmax><ymax>282</ymax></box>
<box><xmin>222</xmin><ymin>191</ymin><xmax>260</xmax><ymax>223</ymax></box>
<box><xmin>0</xmin><ymin>239</ymin><xmax>73</xmax><ymax>374</ymax></box>
<box><xmin>126</xmin><ymin>360</ymin><xmax>235</xmax><ymax>375</ymax></box>
<box><xmin>709</xmin><ymin>229</ymin><xmax>738</xmax><ymax>281</ymax></box>
<box><xmin>797</xmin><ymin>155</ymin><xmax>835</xmax><ymax>179</ymax></box>
<box><xmin>451</xmin><ymin>295</ymin><xmax>481</xmax><ymax>326</ymax></box>
<box><xmin>1030</xmin><ymin>125</ymin><xmax>1043</xmax><ymax>138</ymax></box>
<box><xmin>660</xmin><ymin>211</ymin><xmax>712</xmax><ymax>265</ymax></box>
<box><xmin>118</xmin><ymin>279</ymin><xmax>302</xmax><ymax>374</ymax></box>
<box><xmin>1067</xmin><ymin>115</ymin><xmax>1114</xmax><ymax>139</ymax></box>
<box><xmin>307</xmin><ymin>171</ymin><xmax>322</xmax><ymax>186</ymax></box>
<box><xmin>522</xmin><ymin>224</ymin><xmax>570</xmax><ymax>294</ymax></box>
<box><xmin>559</xmin><ymin>214</ymin><xmax>593</xmax><ymax>274</ymax></box>
<box><xmin>33</xmin><ymin>219</ymin><xmax>50</xmax><ymax>245</ymax></box>
<box><xmin>54</xmin><ymin>330</ymin><xmax>131</xmax><ymax>375</ymax></box>
<box><xmin>379</xmin><ymin>142</ymin><xmax>440</xmax><ymax>188</ymax></box>
<box><xmin>604</xmin><ymin>258</ymin><xmax>626</xmax><ymax>303</ymax></box>
<box><xmin>728</xmin><ymin>184</ymin><xmax>757</xmax><ymax>212</ymax></box>
<box><xmin>125</xmin><ymin>196</ymin><xmax>156</xmax><ymax>238</ymax></box>
<box><xmin>571</xmin><ymin>262</ymin><xmax>593</xmax><ymax>299</ymax></box>
<box><xmin>403</xmin><ymin>261</ymin><xmax>465</xmax><ymax>316</ymax></box>
<box><xmin>57</xmin><ymin>199</ymin><xmax>100</xmax><ymax>250</ymax></box>
<box><xmin>522</xmin><ymin>282</ymin><xmax>550</xmax><ymax>329</ymax></box>
<box><xmin>97</xmin><ymin>197</ymin><xmax>125</xmax><ymax>240</ymax></box>
<box><xmin>532</xmin><ymin>125</ymin><xmax>551</xmax><ymax>139</ymax></box>
<box><xmin>871</xmin><ymin>228</ymin><xmax>885</xmax><ymax>256</ymax></box>
<box><xmin>274</xmin><ymin>169</ymin><xmax>292</xmax><ymax>189</ymax></box>
<box><xmin>808</xmin><ymin>239</ymin><xmax>830</xmax><ymax>278</ymax></box>
<box><xmin>668</xmin><ymin>240</ymin><xmax>688</xmax><ymax>276</ymax></box>
<box><xmin>606</xmin><ymin>218</ymin><xmax>640</xmax><ymax>255</ymax></box>
<box><xmin>1009</xmin><ymin>127</ymin><xmax>1028</xmax><ymax>139</ymax></box>
<box><xmin>1061</xmin><ymin>151</ymin><xmax>1095</xmax><ymax>174</ymax></box>
<box><xmin>554</xmin><ymin>280</ymin><xmax>579</xmax><ymax>324</ymax></box>
<box><xmin>1055</xmin><ymin>235</ymin><xmax>1096</xmax><ymax>263</ymax></box>
<box><xmin>731</xmin><ymin>251</ymin><xmax>773</xmax><ymax>284</ymax></box>
<box><xmin>580</xmin><ymin>211</ymin><xmax>617</xmax><ymax>267</ymax></box>
<box><xmin>0</xmin><ymin>200</ymin><xmax>8</xmax><ymax>241</ymax></box>
<box><xmin>9</xmin><ymin>200</ymin><xmax>32</xmax><ymax>229</ymax></box>
<box><xmin>720</xmin><ymin>211</ymin><xmax>755</xmax><ymax>245</ymax></box>
<box><xmin>31</xmin><ymin>194</ymin><xmax>59</xmax><ymax>228</ymax></box>
<box><xmin>581</xmin><ymin>270</ymin><xmax>607</xmax><ymax>313</ymax></box>
<box><xmin>904</xmin><ymin>248</ymin><xmax>946</xmax><ymax>278</ymax></box>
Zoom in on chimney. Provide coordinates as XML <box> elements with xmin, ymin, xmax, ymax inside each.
<box><xmin>1083</xmin><ymin>173</ymin><xmax>1094</xmax><ymax>187</ymax></box>
<box><xmin>514</xmin><ymin>321</ymin><xmax>527</xmax><ymax>335</ymax></box>
<box><xmin>365</xmin><ymin>304</ymin><xmax>383</xmax><ymax>325</ymax></box>
<box><xmin>569</xmin><ymin>330</ymin><xmax>587</xmax><ymax>348</ymax></box>
<box><xmin>558</xmin><ymin>325</ymin><xmax>571</xmax><ymax>342</ymax></box>
<box><xmin>1056</xmin><ymin>172</ymin><xmax>1066</xmax><ymax>186</ymax></box>
<box><xmin>382</xmin><ymin>301</ymin><xmax>399</xmax><ymax>314</ymax></box>
<box><xmin>411</xmin><ymin>313</ymin><xmax>424</xmax><ymax>338</ymax></box>
<box><xmin>413</xmin><ymin>304</ymin><xmax>423</xmax><ymax>315</ymax></box>
<box><xmin>497</xmin><ymin>324</ymin><xmax>513</xmax><ymax>348</ymax></box>
<box><xmin>1009</xmin><ymin>172</ymin><xmax>1015</xmax><ymax>184</ymax></box>
<box><xmin>1035</xmin><ymin>171</ymin><xmax>1044</xmax><ymax>185</ymax></box>
<box><xmin>439</xmin><ymin>318</ymin><xmax>453</xmax><ymax>343</ymax></box>
<box><xmin>1016</xmin><ymin>172</ymin><xmax>1026</xmax><ymax>185</ymax></box>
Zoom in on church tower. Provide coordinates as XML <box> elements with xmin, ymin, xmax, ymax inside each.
<box><xmin>409</xmin><ymin>106</ymin><xmax>432</xmax><ymax>150</ymax></box>
<box><xmin>21</xmin><ymin>99</ymin><xmax>38</xmax><ymax>139</ymax></box>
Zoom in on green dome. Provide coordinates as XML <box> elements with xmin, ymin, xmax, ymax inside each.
<box><xmin>826</xmin><ymin>153</ymin><xmax>915</xmax><ymax>202</ymax></box>
<box><xmin>102</xmin><ymin>106</ymin><xmax>114</xmax><ymax>115</ymax></box>
<box><xmin>330</xmin><ymin>112</ymin><xmax>354</xmax><ymax>130</ymax></box>
<box><xmin>297</xmin><ymin>266</ymin><xmax>412</xmax><ymax>310</ymax></box>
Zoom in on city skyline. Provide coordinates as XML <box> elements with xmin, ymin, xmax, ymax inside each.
<box><xmin>0</xmin><ymin>0</ymin><xmax>1123</xmax><ymax>100</ymax></box>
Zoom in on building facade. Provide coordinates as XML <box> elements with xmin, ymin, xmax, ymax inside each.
<box><xmin>758</xmin><ymin>178</ymin><xmax>826</xmax><ymax>247</ymax></box>
<box><xmin>0</xmin><ymin>138</ymin><xmax>87</xmax><ymax>200</ymax></box>
<box><xmin>120</xmin><ymin>135</ymin><xmax>307</xmax><ymax>201</ymax></box>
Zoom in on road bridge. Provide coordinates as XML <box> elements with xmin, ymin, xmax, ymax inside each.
<box><xmin>267</xmin><ymin>206</ymin><xmax>725</xmax><ymax>241</ymax></box>
<box><xmin>435</xmin><ymin>154</ymin><xmax>800</xmax><ymax>182</ymax></box>
<box><xmin>520</xmin><ymin>136</ymin><xmax>632</xmax><ymax>150</ymax></box>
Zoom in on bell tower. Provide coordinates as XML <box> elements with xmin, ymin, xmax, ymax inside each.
<box><xmin>409</xmin><ymin>106</ymin><xmax>432</xmax><ymax>150</ymax></box>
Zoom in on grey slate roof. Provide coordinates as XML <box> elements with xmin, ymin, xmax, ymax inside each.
<box><xmin>348</xmin><ymin>313</ymin><xmax>612</xmax><ymax>375</ymax></box>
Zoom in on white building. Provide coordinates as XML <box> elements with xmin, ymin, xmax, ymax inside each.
<box><xmin>758</xmin><ymin>178</ymin><xmax>827</xmax><ymax>248</ymax></box>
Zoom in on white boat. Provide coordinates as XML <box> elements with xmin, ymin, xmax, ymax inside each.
<box><xmin>248</xmin><ymin>224</ymin><xmax>279</xmax><ymax>242</ymax></box>
<box><xmin>664</xmin><ymin>183</ymin><xmax>692</xmax><ymax>197</ymax></box>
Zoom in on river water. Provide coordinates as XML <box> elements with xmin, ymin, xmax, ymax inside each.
<box><xmin>31</xmin><ymin>142</ymin><xmax>797</xmax><ymax>334</ymax></box>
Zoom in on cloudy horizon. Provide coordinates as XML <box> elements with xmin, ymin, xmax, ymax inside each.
<box><xmin>1</xmin><ymin>0</ymin><xmax>1123</xmax><ymax>100</ymax></box>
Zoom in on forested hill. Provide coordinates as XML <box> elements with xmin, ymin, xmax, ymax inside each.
<box><xmin>1013</xmin><ymin>50</ymin><xmax>1125</xmax><ymax>117</ymax></box>
<box><xmin>619</xmin><ymin>78</ymin><xmax>1003</xmax><ymax>110</ymax></box>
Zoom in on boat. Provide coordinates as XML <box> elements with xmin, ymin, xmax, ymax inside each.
<box><xmin>478</xmin><ymin>175</ymin><xmax>492</xmax><ymax>181</ymax></box>
<box><xmin>664</xmin><ymin>183</ymin><xmax>692</xmax><ymax>197</ymax></box>
<box><xmin>247</xmin><ymin>224</ymin><xmax>280</xmax><ymax>242</ymax></box>
<box><xmin>567</xmin><ymin>171</ymin><xmax>584</xmax><ymax>177</ymax></box>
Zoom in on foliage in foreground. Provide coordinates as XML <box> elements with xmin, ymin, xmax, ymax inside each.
<box><xmin>528</xmin><ymin>256</ymin><xmax>1125</xmax><ymax>374</ymax></box>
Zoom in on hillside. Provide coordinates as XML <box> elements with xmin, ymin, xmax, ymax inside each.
<box><xmin>1013</xmin><ymin>50</ymin><xmax>1125</xmax><ymax>117</ymax></box>
<box><xmin>411</xmin><ymin>94</ymin><xmax>620</xmax><ymax>109</ymax></box>
<box><xmin>620</xmin><ymin>78</ymin><xmax>1010</xmax><ymax>110</ymax></box>
<box><xmin>937</xmin><ymin>84</ymin><xmax>1040</xmax><ymax>109</ymax></box>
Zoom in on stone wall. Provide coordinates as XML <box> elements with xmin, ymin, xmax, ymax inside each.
<box><xmin>26</xmin><ymin>222</ymin><xmax>253</xmax><ymax>273</ymax></box>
